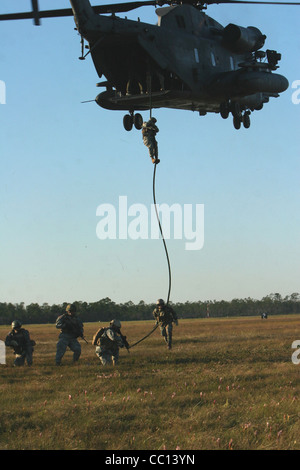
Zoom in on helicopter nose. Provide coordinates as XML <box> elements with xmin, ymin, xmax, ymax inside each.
<box><xmin>265</xmin><ymin>73</ymin><xmax>289</xmax><ymax>93</ymax></box>
<box><xmin>237</xmin><ymin>71</ymin><xmax>289</xmax><ymax>95</ymax></box>
<box><xmin>278</xmin><ymin>75</ymin><xmax>289</xmax><ymax>93</ymax></box>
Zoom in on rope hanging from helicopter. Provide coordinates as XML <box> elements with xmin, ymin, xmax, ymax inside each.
<box><xmin>152</xmin><ymin>164</ymin><xmax>172</xmax><ymax>307</ymax></box>
<box><xmin>129</xmin><ymin>163</ymin><xmax>172</xmax><ymax>349</ymax></box>
<box><xmin>129</xmin><ymin>75</ymin><xmax>172</xmax><ymax>350</ymax></box>
<box><xmin>148</xmin><ymin>73</ymin><xmax>172</xmax><ymax>307</ymax></box>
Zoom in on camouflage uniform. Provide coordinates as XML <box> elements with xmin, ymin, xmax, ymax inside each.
<box><xmin>153</xmin><ymin>300</ymin><xmax>178</xmax><ymax>349</ymax></box>
<box><xmin>92</xmin><ymin>320</ymin><xmax>127</xmax><ymax>366</ymax></box>
<box><xmin>5</xmin><ymin>321</ymin><xmax>34</xmax><ymax>366</ymax></box>
<box><xmin>55</xmin><ymin>305</ymin><xmax>84</xmax><ymax>365</ymax></box>
<box><xmin>142</xmin><ymin>117</ymin><xmax>160</xmax><ymax>164</ymax></box>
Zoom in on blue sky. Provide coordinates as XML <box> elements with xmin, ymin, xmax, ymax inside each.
<box><xmin>0</xmin><ymin>1</ymin><xmax>299</xmax><ymax>306</ymax></box>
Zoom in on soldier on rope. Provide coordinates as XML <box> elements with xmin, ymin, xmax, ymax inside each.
<box><xmin>142</xmin><ymin>117</ymin><xmax>160</xmax><ymax>164</ymax></box>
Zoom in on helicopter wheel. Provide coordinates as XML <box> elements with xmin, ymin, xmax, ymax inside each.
<box><xmin>123</xmin><ymin>114</ymin><xmax>133</xmax><ymax>131</ymax></box>
<box><xmin>233</xmin><ymin>115</ymin><xmax>241</xmax><ymax>130</ymax></box>
<box><xmin>220</xmin><ymin>102</ymin><xmax>230</xmax><ymax>119</ymax></box>
<box><xmin>134</xmin><ymin>113</ymin><xmax>143</xmax><ymax>130</ymax></box>
<box><xmin>243</xmin><ymin>112</ymin><xmax>251</xmax><ymax>129</ymax></box>
<box><xmin>230</xmin><ymin>101</ymin><xmax>240</xmax><ymax>117</ymax></box>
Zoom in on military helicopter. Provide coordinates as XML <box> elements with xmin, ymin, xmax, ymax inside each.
<box><xmin>1</xmin><ymin>0</ymin><xmax>299</xmax><ymax>130</ymax></box>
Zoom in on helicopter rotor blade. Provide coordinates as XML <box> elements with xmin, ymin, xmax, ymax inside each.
<box><xmin>0</xmin><ymin>2</ymin><xmax>158</xmax><ymax>23</ymax></box>
<box><xmin>0</xmin><ymin>0</ymin><xmax>299</xmax><ymax>24</ymax></box>
<box><xmin>101</xmin><ymin>0</ymin><xmax>300</xmax><ymax>7</ymax></box>
<box><xmin>205</xmin><ymin>0</ymin><xmax>300</xmax><ymax>5</ymax></box>
<box><xmin>93</xmin><ymin>2</ymin><xmax>159</xmax><ymax>14</ymax></box>
<box><xmin>0</xmin><ymin>8</ymin><xmax>74</xmax><ymax>22</ymax></box>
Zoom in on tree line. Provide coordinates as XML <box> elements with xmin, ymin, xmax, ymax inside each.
<box><xmin>0</xmin><ymin>293</ymin><xmax>299</xmax><ymax>326</ymax></box>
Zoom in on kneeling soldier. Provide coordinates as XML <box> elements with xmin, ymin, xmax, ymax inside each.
<box><xmin>92</xmin><ymin>319</ymin><xmax>129</xmax><ymax>366</ymax></box>
<box><xmin>5</xmin><ymin>320</ymin><xmax>35</xmax><ymax>366</ymax></box>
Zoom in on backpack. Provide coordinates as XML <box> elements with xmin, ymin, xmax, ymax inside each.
<box><xmin>92</xmin><ymin>327</ymin><xmax>106</xmax><ymax>346</ymax></box>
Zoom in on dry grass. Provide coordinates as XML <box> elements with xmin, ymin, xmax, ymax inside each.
<box><xmin>0</xmin><ymin>316</ymin><xmax>300</xmax><ymax>450</ymax></box>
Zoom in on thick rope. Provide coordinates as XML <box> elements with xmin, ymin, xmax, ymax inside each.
<box><xmin>129</xmin><ymin>161</ymin><xmax>172</xmax><ymax>349</ymax></box>
<box><xmin>152</xmin><ymin>163</ymin><xmax>172</xmax><ymax>306</ymax></box>
<box><xmin>129</xmin><ymin>76</ymin><xmax>172</xmax><ymax>349</ymax></box>
<box><xmin>128</xmin><ymin>323</ymin><xmax>159</xmax><ymax>349</ymax></box>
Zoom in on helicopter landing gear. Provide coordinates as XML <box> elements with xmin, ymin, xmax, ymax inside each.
<box><xmin>232</xmin><ymin>111</ymin><xmax>251</xmax><ymax>130</ymax></box>
<box><xmin>134</xmin><ymin>113</ymin><xmax>143</xmax><ymax>130</ymax></box>
<box><xmin>233</xmin><ymin>114</ymin><xmax>241</xmax><ymax>130</ymax></box>
<box><xmin>220</xmin><ymin>102</ymin><xmax>230</xmax><ymax>119</ymax></box>
<box><xmin>123</xmin><ymin>112</ymin><xmax>143</xmax><ymax>131</ymax></box>
<box><xmin>230</xmin><ymin>101</ymin><xmax>251</xmax><ymax>130</ymax></box>
<box><xmin>242</xmin><ymin>111</ymin><xmax>251</xmax><ymax>129</ymax></box>
<box><xmin>123</xmin><ymin>114</ymin><xmax>133</xmax><ymax>131</ymax></box>
<box><xmin>231</xmin><ymin>101</ymin><xmax>241</xmax><ymax>130</ymax></box>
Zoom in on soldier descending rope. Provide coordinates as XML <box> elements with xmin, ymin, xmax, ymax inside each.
<box><xmin>142</xmin><ymin>117</ymin><xmax>160</xmax><ymax>164</ymax></box>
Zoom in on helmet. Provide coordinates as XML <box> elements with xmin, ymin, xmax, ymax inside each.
<box><xmin>110</xmin><ymin>319</ymin><xmax>121</xmax><ymax>329</ymax></box>
<box><xmin>12</xmin><ymin>320</ymin><xmax>22</xmax><ymax>329</ymax></box>
<box><xmin>156</xmin><ymin>299</ymin><xmax>165</xmax><ymax>306</ymax></box>
<box><xmin>66</xmin><ymin>304</ymin><xmax>77</xmax><ymax>314</ymax></box>
<box><xmin>150</xmin><ymin>117</ymin><xmax>157</xmax><ymax>123</ymax></box>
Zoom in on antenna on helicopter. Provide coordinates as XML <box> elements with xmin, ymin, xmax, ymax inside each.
<box><xmin>79</xmin><ymin>36</ymin><xmax>86</xmax><ymax>60</ymax></box>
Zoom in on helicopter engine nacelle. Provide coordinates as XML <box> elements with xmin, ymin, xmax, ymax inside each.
<box><xmin>223</xmin><ymin>24</ymin><xmax>266</xmax><ymax>53</ymax></box>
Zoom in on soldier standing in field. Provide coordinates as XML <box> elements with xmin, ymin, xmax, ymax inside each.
<box><xmin>153</xmin><ymin>299</ymin><xmax>178</xmax><ymax>350</ymax></box>
<box><xmin>142</xmin><ymin>117</ymin><xmax>160</xmax><ymax>164</ymax></box>
<box><xmin>55</xmin><ymin>304</ymin><xmax>84</xmax><ymax>365</ymax></box>
<box><xmin>92</xmin><ymin>319</ymin><xmax>129</xmax><ymax>366</ymax></box>
<box><xmin>5</xmin><ymin>320</ymin><xmax>35</xmax><ymax>366</ymax></box>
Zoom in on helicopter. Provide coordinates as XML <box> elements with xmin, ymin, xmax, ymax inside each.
<box><xmin>1</xmin><ymin>0</ymin><xmax>299</xmax><ymax>130</ymax></box>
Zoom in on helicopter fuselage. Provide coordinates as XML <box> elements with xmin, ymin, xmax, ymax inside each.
<box><xmin>70</xmin><ymin>0</ymin><xmax>288</xmax><ymax>128</ymax></box>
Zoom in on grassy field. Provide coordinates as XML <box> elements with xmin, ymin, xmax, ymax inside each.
<box><xmin>0</xmin><ymin>315</ymin><xmax>299</xmax><ymax>450</ymax></box>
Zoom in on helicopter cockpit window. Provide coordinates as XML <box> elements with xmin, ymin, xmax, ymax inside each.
<box><xmin>175</xmin><ymin>15</ymin><xmax>186</xmax><ymax>29</ymax></box>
